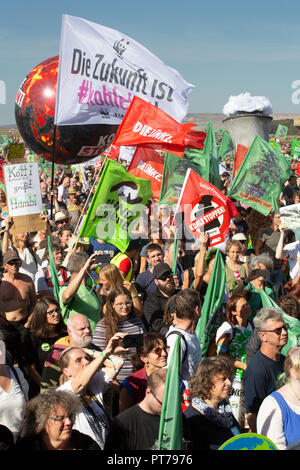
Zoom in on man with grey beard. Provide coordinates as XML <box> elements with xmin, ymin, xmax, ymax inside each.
<box><xmin>143</xmin><ymin>262</ymin><xmax>179</xmax><ymax>332</ymax></box>
<box><xmin>40</xmin><ymin>313</ymin><xmax>100</xmax><ymax>392</ymax></box>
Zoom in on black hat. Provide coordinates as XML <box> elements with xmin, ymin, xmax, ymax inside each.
<box><xmin>153</xmin><ymin>262</ymin><xmax>173</xmax><ymax>280</ymax></box>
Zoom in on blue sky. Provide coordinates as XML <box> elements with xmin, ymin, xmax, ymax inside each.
<box><xmin>1</xmin><ymin>0</ymin><xmax>300</xmax><ymax>125</ymax></box>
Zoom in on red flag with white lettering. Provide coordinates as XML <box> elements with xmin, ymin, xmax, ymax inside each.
<box><xmin>128</xmin><ymin>148</ymin><xmax>164</xmax><ymax>199</ymax></box>
<box><xmin>177</xmin><ymin>169</ymin><xmax>230</xmax><ymax>247</ymax></box>
<box><xmin>112</xmin><ymin>96</ymin><xmax>196</xmax><ymax>153</ymax></box>
<box><xmin>102</xmin><ymin>144</ymin><xmax>120</xmax><ymax>161</ymax></box>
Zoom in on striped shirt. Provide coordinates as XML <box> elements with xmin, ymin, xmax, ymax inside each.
<box><xmin>93</xmin><ymin>316</ymin><xmax>146</xmax><ymax>382</ymax></box>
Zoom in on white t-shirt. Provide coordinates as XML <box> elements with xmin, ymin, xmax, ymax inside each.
<box><xmin>18</xmin><ymin>247</ymin><xmax>41</xmax><ymax>281</ymax></box>
<box><xmin>166</xmin><ymin>326</ymin><xmax>202</xmax><ymax>389</ymax></box>
<box><xmin>58</xmin><ymin>185</ymin><xmax>69</xmax><ymax>204</ymax></box>
<box><xmin>282</xmin><ymin>240</ymin><xmax>300</xmax><ymax>280</ymax></box>
<box><xmin>58</xmin><ymin>370</ymin><xmax>112</xmax><ymax>449</ymax></box>
<box><xmin>0</xmin><ymin>367</ymin><xmax>29</xmax><ymax>442</ymax></box>
<box><xmin>257</xmin><ymin>394</ymin><xmax>300</xmax><ymax>450</ymax></box>
<box><xmin>215</xmin><ymin>321</ymin><xmax>253</xmax><ymax>344</ymax></box>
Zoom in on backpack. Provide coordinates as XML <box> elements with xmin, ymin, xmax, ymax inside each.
<box><xmin>166</xmin><ymin>330</ymin><xmax>188</xmax><ymax>363</ymax></box>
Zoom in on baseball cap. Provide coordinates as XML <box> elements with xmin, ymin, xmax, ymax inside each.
<box><xmin>153</xmin><ymin>262</ymin><xmax>173</xmax><ymax>280</ymax></box>
<box><xmin>232</xmin><ymin>233</ymin><xmax>247</xmax><ymax>242</ymax></box>
<box><xmin>3</xmin><ymin>249</ymin><xmax>21</xmax><ymax>265</ymax></box>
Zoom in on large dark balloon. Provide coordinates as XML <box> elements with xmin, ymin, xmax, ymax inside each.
<box><xmin>15</xmin><ymin>56</ymin><xmax>118</xmax><ymax>165</ymax></box>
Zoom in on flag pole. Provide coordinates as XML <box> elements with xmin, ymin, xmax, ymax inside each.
<box><xmin>50</xmin><ymin>125</ymin><xmax>57</xmax><ymax>224</ymax></box>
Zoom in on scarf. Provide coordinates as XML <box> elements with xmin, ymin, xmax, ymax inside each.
<box><xmin>192</xmin><ymin>396</ymin><xmax>235</xmax><ymax>429</ymax></box>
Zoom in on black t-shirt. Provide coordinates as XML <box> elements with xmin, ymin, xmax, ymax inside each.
<box><xmin>29</xmin><ymin>334</ymin><xmax>62</xmax><ymax>375</ymax></box>
<box><xmin>243</xmin><ymin>350</ymin><xmax>285</xmax><ymax>415</ymax></box>
<box><xmin>104</xmin><ymin>404</ymin><xmax>160</xmax><ymax>450</ymax></box>
<box><xmin>184</xmin><ymin>403</ymin><xmax>238</xmax><ymax>451</ymax></box>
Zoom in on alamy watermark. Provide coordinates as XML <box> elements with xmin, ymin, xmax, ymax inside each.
<box><xmin>291</xmin><ymin>80</ymin><xmax>300</xmax><ymax>104</ymax></box>
<box><xmin>0</xmin><ymin>80</ymin><xmax>6</xmax><ymax>104</ymax></box>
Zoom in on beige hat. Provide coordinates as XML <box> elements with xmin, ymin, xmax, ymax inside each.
<box><xmin>54</xmin><ymin>211</ymin><xmax>69</xmax><ymax>222</ymax></box>
<box><xmin>232</xmin><ymin>233</ymin><xmax>247</xmax><ymax>241</ymax></box>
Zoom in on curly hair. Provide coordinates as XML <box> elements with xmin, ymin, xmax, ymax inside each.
<box><xmin>277</xmin><ymin>295</ymin><xmax>300</xmax><ymax>320</ymax></box>
<box><xmin>102</xmin><ymin>286</ymin><xmax>134</xmax><ymax>343</ymax></box>
<box><xmin>189</xmin><ymin>356</ymin><xmax>234</xmax><ymax>401</ymax></box>
<box><xmin>20</xmin><ymin>390</ymin><xmax>82</xmax><ymax>437</ymax></box>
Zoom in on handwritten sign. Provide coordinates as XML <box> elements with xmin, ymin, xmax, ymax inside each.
<box><xmin>4</xmin><ymin>162</ymin><xmax>42</xmax><ymax>217</ymax></box>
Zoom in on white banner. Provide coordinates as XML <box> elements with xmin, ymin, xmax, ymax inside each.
<box><xmin>55</xmin><ymin>15</ymin><xmax>194</xmax><ymax>127</ymax></box>
<box><xmin>279</xmin><ymin>203</ymin><xmax>300</xmax><ymax>230</ymax></box>
<box><xmin>4</xmin><ymin>163</ymin><xmax>43</xmax><ymax>217</ymax></box>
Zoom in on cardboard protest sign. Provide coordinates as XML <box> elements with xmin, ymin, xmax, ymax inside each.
<box><xmin>279</xmin><ymin>203</ymin><xmax>300</xmax><ymax>230</ymax></box>
<box><xmin>4</xmin><ymin>162</ymin><xmax>45</xmax><ymax>234</ymax></box>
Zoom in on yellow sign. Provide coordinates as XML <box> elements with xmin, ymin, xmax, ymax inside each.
<box><xmin>8</xmin><ymin>143</ymin><xmax>25</xmax><ymax>160</ymax></box>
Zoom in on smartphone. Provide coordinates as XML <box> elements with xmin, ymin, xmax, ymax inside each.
<box><xmin>122</xmin><ymin>334</ymin><xmax>144</xmax><ymax>349</ymax></box>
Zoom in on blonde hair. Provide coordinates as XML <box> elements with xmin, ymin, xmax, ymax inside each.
<box><xmin>100</xmin><ymin>264</ymin><xmax>124</xmax><ymax>290</ymax></box>
<box><xmin>284</xmin><ymin>347</ymin><xmax>300</xmax><ymax>383</ymax></box>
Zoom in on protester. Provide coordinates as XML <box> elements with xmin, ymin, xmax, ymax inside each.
<box><xmin>57</xmin><ymin>331</ymin><xmax>126</xmax><ymax>449</ymax></box>
<box><xmin>225</xmin><ymin>239</ymin><xmax>247</xmax><ymax>295</ymax></box>
<box><xmin>93</xmin><ymin>286</ymin><xmax>146</xmax><ymax>384</ymax></box>
<box><xmin>40</xmin><ymin>314</ymin><xmax>99</xmax><ymax>392</ymax></box>
<box><xmin>0</xmin><ymin>337</ymin><xmax>29</xmax><ymax>442</ymax></box>
<box><xmin>59</xmin><ymin>251</ymin><xmax>102</xmax><ymax>333</ymax></box>
<box><xmin>166</xmin><ymin>289</ymin><xmax>202</xmax><ymax>390</ymax></box>
<box><xmin>28</xmin><ymin>296</ymin><xmax>67</xmax><ymax>396</ymax></box>
<box><xmin>184</xmin><ymin>355</ymin><xmax>239</xmax><ymax>450</ymax></box>
<box><xmin>15</xmin><ymin>390</ymin><xmax>100</xmax><ymax>450</ymax></box>
<box><xmin>143</xmin><ymin>262</ymin><xmax>179</xmax><ymax>331</ymax></box>
<box><xmin>119</xmin><ymin>332</ymin><xmax>168</xmax><ymax>412</ymax></box>
<box><xmin>104</xmin><ymin>368</ymin><xmax>167</xmax><ymax>450</ymax></box>
<box><xmin>35</xmin><ymin>240</ymin><xmax>69</xmax><ymax>296</ymax></box>
<box><xmin>135</xmin><ymin>243</ymin><xmax>164</xmax><ymax>299</ymax></box>
<box><xmin>244</xmin><ymin>307</ymin><xmax>288</xmax><ymax>433</ymax></box>
<box><xmin>257</xmin><ymin>347</ymin><xmax>300</xmax><ymax>449</ymax></box>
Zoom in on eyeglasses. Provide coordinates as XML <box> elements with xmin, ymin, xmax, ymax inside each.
<box><xmin>114</xmin><ymin>301</ymin><xmax>132</xmax><ymax>308</ymax></box>
<box><xmin>150</xmin><ymin>389</ymin><xmax>163</xmax><ymax>406</ymax></box>
<box><xmin>151</xmin><ymin>346</ymin><xmax>169</xmax><ymax>357</ymax></box>
<box><xmin>260</xmin><ymin>323</ymin><xmax>289</xmax><ymax>335</ymax></box>
<box><xmin>47</xmin><ymin>308</ymin><xmax>60</xmax><ymax>316</ymax></box>
<box><xmin>48</xmin><ymin>413</ymin><xmax>76</xmax><ymax>423</ymax></box>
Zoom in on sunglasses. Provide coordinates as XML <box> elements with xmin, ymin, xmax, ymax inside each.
<box><xmin>151</xmin><ymin>346</ymin><xmax>169</xmax><ymax>357</ymax></box>
<box><xmin>159</xmin><ymin>272</ymin><xmax>173</xmax><ymax>281</ymax></box>
<box><xmin>7</xmin><ymin>260</ymin><xmax>20</xmax><ymax>265</ymax></box>
<box><xmin>260</xmin><ymin>323</ymin><xmax>289</xmax><ymax>336</ymax></box>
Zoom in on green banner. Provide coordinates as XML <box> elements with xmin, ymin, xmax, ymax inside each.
<box><xmin>79</xmin><ymin>159</ymin><xmax>152</xmax><ymax>252</ymax></box>
<box><xmin>291</xmin><ymin>139</ymin><xmax>300</xmax><ymax>157</ymax></box>
<box><xmin>228</xmin><ymin>136</ymin><xmax>292</xmax><ymax>216</ymax></box>
<box><xmin>275</xmin><ymin>124</ymin><xmax>288</xmax><ymax>140</ymax></box>
<box><xmin>159</xmin><ymin>152</ymin><xmax>203</xmax><ymax>207</ymax></box>
<box><xmin>203</xmin><ymin>121</ymin><xmax>221</xmax><ymax>189</ymax></box>
<box><xmin>217</xmin><ymin>131</ymin><xmax>234</xmax><ymax>160</ymax></box>
<box><xmin>158</xmin><ymin>336</ymin><xmax>183</xmax><ymax>450</ymax></box>
<box><xmin>196</xmin><ymin>249</ymin><xmax>226</xmax><ymax>357</ymax></box>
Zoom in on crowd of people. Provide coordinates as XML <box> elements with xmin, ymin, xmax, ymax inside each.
<box><xmin>0</xmin><ymin>130</ymin><xmax>300</xmax><ymax>451</ymax></box>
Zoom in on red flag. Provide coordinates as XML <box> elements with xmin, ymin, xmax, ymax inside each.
<box><xmin>177</xmin><ymin>169</ymin><xmax>230</xmax><ymax>247</ymax></box>
<box><xmin>128</xmin><ymin>148</ymin><xmax>164</xmax><ymax>200</ymax></box>
<box><xmin>234</xmin><ymin>144</ymin><xmax>249</xmax><ymax>176</ymax></box>
<box><xmin>102</xmin><ymin>144</ymin><xmax>120</xmax><ymax>161</ymax></box>
<box><xmin>112</xmin><ymin>96</ymin><xmax>196</xmax><ymax>153</ymax></box>
<box><xmin>184</xmin><ymin>130</ymin><xmax>206</xmax><ymax>150</ymax></box>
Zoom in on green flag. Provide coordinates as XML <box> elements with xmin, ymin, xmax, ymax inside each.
<box><xmin>228</xmin><ymin>136</ymin><xmax>292</xmax><ymax>216</ymax></box>
<box><xmin>291</xmin><ymin>139</ymin><xmax>300</xmax><ymax>157</ymax></box>
<box><xmin>259</xmin><ymin>288</ymin><xmax>300</xmax><ymax>356</ymax></box>
<box><xmin>217</xmin><ymin>131</ymin><xmax>234</xmax><ymax>160</ymax></box>
<box><xmin>159</xmin><ymin>152</ymin><xmax>203</xmax><ymax>207</ymax></box>
<box><xmin>247</xmin><ymin>234</ymin><xmax>253</xmax><ymax>250</ymax></box>
<box><xmin>79</xmin><ymin>159</ymin><xmax>152</xmax><ymax>252</ymax></box>
<box><xmin>275</xmin><ymin>124</ymin><xmax>288</xmax><ymax>140</ymax></box>
<box><xmin>48</xmin><ymin>235</ymin><xmax>60</xmax><ymax>300</ymax></box>
<box><xmin>203</xmin><ymin>121</ymin><xmax>221</xmax><ymax>189</ymax></box>
<box><xmin>0</xmin><ymin>135</ymin><xmax>9</xmax><ymax>148</ymax></box>
<box><xmin>171</xmin><ymin>232</ymin><xmax>179</xmax><ymax>276</ymax></box>
<box><xmin>196</xmin><ymin>249</ymin><xmax>226</xmax><ymax>357</ymax></box>
<box><xmin>158</xmin><ymin>335</ymin><xmax>183</xmax><ymax>450</ymax></box>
